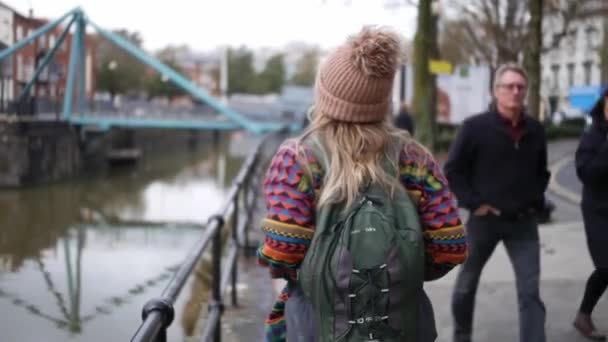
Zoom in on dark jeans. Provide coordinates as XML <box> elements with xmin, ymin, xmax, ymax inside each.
<box><xmin>451</xmin><ymin>215</ymin><xmax>546</xmax><ymax>342</ymax></box>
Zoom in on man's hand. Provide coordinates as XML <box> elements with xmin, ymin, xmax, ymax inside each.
<box><xmin>473</xmin><ymin>204</ymin><xmax>501</xmax><ymax>217</ymax></box>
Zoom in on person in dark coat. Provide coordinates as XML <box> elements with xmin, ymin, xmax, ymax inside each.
<box><xmin>573</xmin><ymin>88</ymin><xmax>608</xmax><ymax>340</ymax></box>
<box><xmin>445</xmin><ymin>63</ymin><xmax>550</xmax><ymax>342</ymax></box>
<box><xmin>395</xmin><ymin>102</ymin><xmax>415</xmax><ymax>134</ymax></box>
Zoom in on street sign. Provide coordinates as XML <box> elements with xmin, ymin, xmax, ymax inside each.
<box><xmin>429</xmin><ymin>60</ymin><xmax>453</xmax><ymax>75</ymax></box>
<box><xmin>568</xmin><ymin>85</ymin><xmax>603</xmax><ymax>112</ymax></box>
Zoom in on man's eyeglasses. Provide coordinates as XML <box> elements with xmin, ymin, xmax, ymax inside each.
<box><xmin>497</xmin><ymin>83</ymin><xmax>527</xmax><ymax>91</ymax></box>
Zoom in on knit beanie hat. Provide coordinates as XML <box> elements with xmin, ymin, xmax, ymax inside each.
<box><xmin>314</xmin><ymin>26</ymin><xmax>405</xmax><ymax>123</ymax></box>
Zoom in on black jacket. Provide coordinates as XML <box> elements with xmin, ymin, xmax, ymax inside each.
<box><xmin>576</xmin><ymin>110</ymin><xmax>608</xmax><ymax>210</ymax></box>
<box><xmin>395</xmin><ymin>111</ymin><xmax>415</xmax><ymax>134</ymax></box>
<box><xmin>575</xmin><ymin>95</ymin><xmax>608</xmax><ymax>268</ymax></box>
<box><xmin>444</xmin><ymin>110</ymin><xmax>550</xmax><ymax>217</ymax></box>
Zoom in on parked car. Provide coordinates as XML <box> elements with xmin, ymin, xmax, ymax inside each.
<box><xmin>551</xmin><ymin>107</ymin><xmax>587</xmax><ymax>126</ymax></box>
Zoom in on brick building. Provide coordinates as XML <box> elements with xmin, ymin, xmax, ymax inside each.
<box><xmin>0</xmin><ymin>2</ymin><xmax>97</xmax><ymax>114</ymax></box>
<box><xmin>0</xmin><ymin>2</ymin><xmax>14</xmax><ymax>111</ymax></box>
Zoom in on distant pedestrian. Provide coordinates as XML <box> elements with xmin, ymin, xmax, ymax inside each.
<box><xmin>445</xmin><ymin>63</ymin><xmax>550</xmax><ymax>342</ymax></box>
<box><xmin>395</xmin><ymin>102</ymin><xmax>415</xmax><ymax>134</ymax></box>
<box><xmin>573</xmin><ymin>88</ymin><xmax>608</xmax><ymax>340</ymax></box>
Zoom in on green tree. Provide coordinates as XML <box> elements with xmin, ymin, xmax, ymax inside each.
<box><xmin>155</xmin><ymin>44</ymin><xmax>191</xmax><ymax>62</ymax></box>
<box><xmin>258</xmin><ymin>53</ymin><xmax>286</xmax><ymax>94</ymax></box>
<box><xmin>95</xmin><ymin>29</ymin><xmax>146</xmax><ymax>101</ymax></box>
<box><xmin>227</xmin><ymin>47</ymin><xmax>256</xmax><ymax>95</ymax></box>
<box><xmin>291</xmin><ymin>48</ymin><xmax>319</xmax><ymax>87</ymax></box>
<box><xmin>145</xmin><ymin>59</ymin><xmax>186</xmax><ymax>101</ymax></box>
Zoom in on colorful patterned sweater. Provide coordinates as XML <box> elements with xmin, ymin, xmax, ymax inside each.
<box><xmin>257</xmin><ymin>140</ymin><xmax>468</xmax><ymax>342</ymax></box>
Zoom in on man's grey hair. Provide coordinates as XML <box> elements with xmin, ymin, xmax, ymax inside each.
<box><xmin>493</xmin><ymin>63</ymin><xmax>528</xmax><ymax>89</ymax></box>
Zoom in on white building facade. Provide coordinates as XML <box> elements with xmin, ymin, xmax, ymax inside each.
<box><xmin>541</xmin><ymin>5</ymin><xmax>607</xmax><ymax>113</ymax></box>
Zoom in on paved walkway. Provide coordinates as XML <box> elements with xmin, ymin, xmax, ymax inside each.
<box><xmin>200</xmin><ymin>138</ymin><xmax>608</xmax><ymax>342</ymax></box>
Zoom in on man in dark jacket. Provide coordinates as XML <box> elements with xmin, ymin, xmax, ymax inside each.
<box><xmin>445</xmin><ymin>63</ymin><xmax>550</xmax><ymax>342</ymax></box>
<box><xmin>394</xmin><ymin>103</ymin><xmax>415</xmax><ymax>134</ymax></box>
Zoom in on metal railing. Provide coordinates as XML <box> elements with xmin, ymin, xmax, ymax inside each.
<box><xmin>130</xmin><ymin>133</ymin><xmax>273</xmax><ymax>342</ymax></box>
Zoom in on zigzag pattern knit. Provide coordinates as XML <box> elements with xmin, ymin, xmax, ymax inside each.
<box><xmin>257</xmin><ymin>140</ymin><xmax>467</xmax><ymax>342</ymax></box>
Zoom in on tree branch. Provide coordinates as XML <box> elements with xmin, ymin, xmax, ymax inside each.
<box><xmin>462</xmin><ymin>20</ymin><xmax>495</xmax><ymax>65</ymax></box>
<box><xmin>542</xmin><ymin>0</ymin><xmax>594</xmax><ymax>53</ymax></box>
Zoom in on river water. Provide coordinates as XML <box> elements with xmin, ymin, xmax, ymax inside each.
<box><xmin>0</xmin><ymin>130</ymin><xmax>260</xmax><ymax>342</ymax></box>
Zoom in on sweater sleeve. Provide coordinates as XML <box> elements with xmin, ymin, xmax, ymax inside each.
<box><xmin>257</xmin><ymin>141</ymin><xmax>317</xmax><ymax>281</ymax></box>
<box><xmin>400</xmin><ymin>143</ymin><xmax>468</xmax><ymax>280</ymax></box>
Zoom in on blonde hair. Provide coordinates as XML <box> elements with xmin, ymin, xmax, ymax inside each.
<box><xmin>292</xmin><ymin>109</ymin><xmax>425</xmax><ymax>210</ymax></box>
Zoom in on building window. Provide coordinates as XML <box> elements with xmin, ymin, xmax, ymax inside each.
<box><xmin>49</xmin><ymin>34</ymin><xmax>56</xmax><ymax>48</ymax></box>
<box><xmin>16</xmin><ymin>55</ymin><xmax>23</xmax><ymax>81</ymax></box>
<box><xmin>551</xmin><ymin>64</ymin><xmax>560</xmax><ymax>90</ymax></box>
<box><xmin>583</xmin><ymin>61</ymin><xmax>593</xmax><ymax>85</ymax></box>
<box><xmin>585</xmin><ymin>26</ymin><xmax>598</xmax><ymax>49</ymax></box>
<box><xmin>567</xmin><ymin>63</ymin><xmax>575</xmax><ymax>87</ymax></box>
<box><xmin>16</xmin><ymin>26</ymin><xmax>23</xmax><ymax>41</ymax></box>
<box><xmin>552</xmin><ymin>33</ymin><xmax>561</xmax><ymax>48</ymax></box>
<box><xmin>37</xmin><ymin>36</ymin><xmax>46</xmax><ymax>50</ymax></box>
<box><xmin>567</xmin><ymin>29</ymin><xmax>577</xmax><ymax>49</ymax></box>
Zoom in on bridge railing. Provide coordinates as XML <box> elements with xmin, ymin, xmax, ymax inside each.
<box><xmin>130</xmin><ymin>131</ymin><xmax>280</xmax><ymax>342</ymax></box>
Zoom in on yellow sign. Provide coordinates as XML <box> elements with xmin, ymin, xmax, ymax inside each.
<box><xmin>429</xmin><ymin>60</ymin><xmax>453</xmax><ymax>75</ymax></box>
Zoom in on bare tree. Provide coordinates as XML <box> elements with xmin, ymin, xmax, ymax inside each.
<box><xmin>542</xmin><ymin>0</ymin><xmax>605</xmax><ymax>52</ymax></box>
<box><xmin>439</xmin><ymin>19</ymin><xmax>479</xmax><ymax>65</ymax></box>
<box><xmin>443</xmin><ymin>0</ymin><xmax>598</xmax><ymax>69</ymax></box>
<box><xmin>436</xmin><ymin>0</ymin><xmax>602</xmax><ymax>120</ymax></box>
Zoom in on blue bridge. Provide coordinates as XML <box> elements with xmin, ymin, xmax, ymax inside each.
<box><xmin>0</xmin><ymin>7</ymin><xmax>301</xmax><ymax>135</ymax></box>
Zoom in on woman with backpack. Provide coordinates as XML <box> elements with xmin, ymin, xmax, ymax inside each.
<box><xmin>573</xmin><ymin>88</ymin><xmax>608</xmax><ymax>340</ymax></box>
<box><xmin>257</xmin><ymin>26</ymin><xmax>468</xmax><ymax>342</ymax></box>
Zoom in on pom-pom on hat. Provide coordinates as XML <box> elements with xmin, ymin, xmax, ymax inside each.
<box><xmin>314</xmin><ymin>26</ymin><xmax>405</xmax><ymax>123</ymax></box>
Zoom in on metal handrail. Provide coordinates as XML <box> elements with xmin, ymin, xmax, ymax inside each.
<box><xmin>130</xmin><ymin>132</ymin><xmax>276</xmax><ymax>342</ymax></box>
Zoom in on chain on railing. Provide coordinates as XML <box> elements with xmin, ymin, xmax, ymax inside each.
<box><xmin>130</xmin><ymin>131</ymin><xmax>281</xmax><ymax>342</ymax></box>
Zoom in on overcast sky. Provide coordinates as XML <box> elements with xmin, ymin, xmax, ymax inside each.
<box><xmin>5</xmin><ymin>0</ymin><xmax>418</xmax><ymax>52</ymax></box>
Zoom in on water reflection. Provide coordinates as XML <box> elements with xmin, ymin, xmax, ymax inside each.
<box><xmin>0</xmin><ymin>223</ymin><xmax>197</xmax><ymax>341</ymax></box>
<box><xmin>0</xmin><ymin>131</ymin><xmax>258</xmax><ymax>341</ymax></box>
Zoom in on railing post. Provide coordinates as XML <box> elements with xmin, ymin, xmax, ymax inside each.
<box><xmin>210</xmin><ymin>216</ymin><xmax>223</xmax><ymax>342</ymax></box>
<box><xmin>139</xmin><ymin>298</ymin><xmax>174</xmax><ymax>342</ymax></box>
<box><xmin>231</xmin><ymin>190</ymin><xmax>239</xmax><ymax>307</ymax></box>
<box><xmin>243</xmin><ymin>174</ymin><xmax>251</xmax><ymax>255</ymax></box>
<box><xmin>243</xmin><ymin>153</ymin><xmax>259</xmax><ymax>257</ymax></box>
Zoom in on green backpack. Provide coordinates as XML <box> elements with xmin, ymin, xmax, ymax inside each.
<box><xmin>297</xmin><ymin>138</ymin><xmax>426</xmax><ymax>342</ymax></box>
